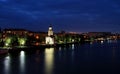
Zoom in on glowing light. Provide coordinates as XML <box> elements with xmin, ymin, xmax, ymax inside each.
<box><xmin>20</xmin><ymin>51</ymin><xmax>25</xmax><ymax>57</ymax></box>
<box><xmin>84</xmin><ymin>36</ymin><xmax>87</xmax><ymax>38</ymax></box>
<box><xmin>18</xmin><ymin>38</ymin><xmax>26</xmax><ymax>46</ymax></box>
<box><xmin>72</xmin><ymin>39</ymin><xmax>74</xmax><ymax>42</ymax></box>
<box><xmin>49</xmin><ymin>27</ymin><xmax>52</xmax><ymax>30</ymax></box>
<box><xmin>48</xmin><ymin>26</ymin><xmax>53</xmax><ymax>36</ymax></box>
<box><xmin>5</xmin><ymin>43</ymin><xmax>9</xmax><ymax>46</ymax></box>
<box><xmin>4</xmin><ymin>56</ymin><xmax>11</xmax><ymax>74</ymax></box>
<box><xmin>72</xmin><ymin>44</ymin><xmax>75</xmax><ymax>50</ymax></box>
<box><xmin>35</xmin><ymin>42</ymin><xmax>39</xmax><ymax>46</ymax></box>
<box><xmin>5</xmin><ymin>37</ymin><xmax>11</xmax><ymax>46</ymax></box>
<box><xmin>45</xmin><ymin>48</ymin><xmax>54</xmax><ymax>74</ymax></box>
<box><xmin>36</xmin><ymin>35</ymin><xmax>39</xmax><ymax>39</ymax></box>
<box><xmin>101</xmin><ymin>41</ymin><xmax>104</xmax><ymax>44</ymax></box>
<box><xmin>20</xmin><ymin>51</ymin><xmax>25</xmax><ymax>73</ymax></box>
<box><xmin>46</xmin><ymin>37</ymin><xmax>54</xmax><ymax>45</ymax></box>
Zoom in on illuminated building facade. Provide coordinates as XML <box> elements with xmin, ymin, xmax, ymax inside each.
<box><xmin>48</xmin><ymin>26</ymin><xmax>53</xmax><ymax>36</ymax></box>
<box><xmin>45</xmin><ymin>26</ymin><xmax>54</xmax><ymax>45</ymax></box>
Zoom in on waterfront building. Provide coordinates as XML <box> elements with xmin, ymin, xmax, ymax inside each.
<box><xmin>55</xmin><ymin>31</ymin><xmax>81</xmax><ymax>44</ymax></box>
<box><xmin>28</xmin><ymin>31</ymin><xmax>47</xmax><ymax>45</ymax></box>
<box><xmin>87</xmin><ymin>32</ymin><xmax>111</xmax><ymax>38</ymax></box>
<box><xmin>3</xmin><ymin>28</ymin><xmax>28</xmax><ymax>37</ymax></box>
<box><xmin>1</xmin><ymin>29</ymin><xmax>28</xmax><ymax>46</ymax></box>
<box><xmin>45</xmin><ymin>26</ymin><xmax>54</xmax><ymax>45</ymax></box>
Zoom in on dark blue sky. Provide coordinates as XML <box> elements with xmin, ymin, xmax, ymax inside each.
<box><xmin>0</xmin><ymin>0</ymin><xmax>120</xmax><ymax>32</ymax></box>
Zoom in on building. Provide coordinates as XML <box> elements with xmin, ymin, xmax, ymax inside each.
<box><xmin>87</xmin><ymin>32</ymin><xmax>111</xmax><ymax>38</ymax></box>
<box><xmin>48</xmin><ymin>26</ymin><xmax>53</xmax><ymax>36</ymax></box>
<box><xmin>3</xmin><ymin>28</ymin><xmax>28</xmax><ymax>37</ymax></box>
<box><xmin>45</xmin><ymin>26</ymin><xmax>54</xmax><ymax>45</ymax></box>
<box><xmin>28</xmin><ymin>31</ymin><xmax>47</xmax><ymax>45</ymax></box>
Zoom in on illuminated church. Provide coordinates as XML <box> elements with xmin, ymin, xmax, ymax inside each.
<box><xmin>45</xmin><ymin>25</ymin><xmax>54</xmax><ymax>45</ymax></box>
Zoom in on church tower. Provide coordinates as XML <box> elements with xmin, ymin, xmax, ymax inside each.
<box><xmin>45</xmin><ymin>25</ymin><xmax>54</xmax><ymax>45</ymax></box>
<box><xmin>48</xmin><ymin>26</ymin><xmax>53</xmax><ymax>36</ymax></box>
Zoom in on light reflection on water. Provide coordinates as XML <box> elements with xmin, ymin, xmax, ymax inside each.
<box><xmin>44</xmin><ymin>48</ymin><xmax>54</xmax><ymax>74</ymax></box>
<box><xmin>107</xmin><ymin>40</ymin><xmax>117</xmax><ymax>43</ymax></box>
<box><xmin>1</xmin><ymin>40</ymin><xmax>120</xmax><ymax>74</ymax></box>
<box><xmin>19</xmin><ymin>51</ymin><xmax>25</xmax><ymax>74</ymax></box>
<box><xmin>58</xmin><ymin>47</ymin><xmax>62</xmax><ymax>60</ymax></box>
<box><xmin>72</xmin><ymin>44</ymin><xmax>75</xmax><ymax>50</ymax></box>
<box><xmin>4</xmin><ymin>55</ymin><xmax>11</xmax><ymax>74</ymax></box>
<box><xmin>101</xmin><ymin>40</ymin><xmax>104</xmax><ymax>44</ymax></box>
<box><xmin>71</xmin><ymin>44</ymin><xmax>75</xmax><ymax>62</ymax></box>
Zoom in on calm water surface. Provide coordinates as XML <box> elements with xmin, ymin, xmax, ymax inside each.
<box><xmin>0</xmin><ymin>40</ymin><xmax>120</xmax><ymax>74</ymax></box>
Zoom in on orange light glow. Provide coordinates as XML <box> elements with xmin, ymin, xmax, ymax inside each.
<box><xmin>35</xmin><ymin>42</ymin><xmax>39</xmax><ymax>46</ymax></box>
<box><xmin>36</xmin><ymin>35</ymin><xmax>39</xmax><ymax>39</ymax></box>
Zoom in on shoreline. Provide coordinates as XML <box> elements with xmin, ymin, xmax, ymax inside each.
<box><xmin>0</xmin><ymin>42</ymin><xmax>82</xmax><ymax>53</ymax></box>
<box><xmin>0</xmin><ymin>39</ymin><xmax>119</xmax><ymax>54</ymax></box>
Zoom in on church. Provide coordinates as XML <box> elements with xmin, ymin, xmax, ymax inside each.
<box><xmin>45</xmin><ymin>25</ymin><xmax>54</xmax><ymax>45</ymax></box>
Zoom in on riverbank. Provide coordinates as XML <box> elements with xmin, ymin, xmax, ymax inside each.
<box><xmin>1</xmin><ymin>39</ymin><xmax>116</xmax><ymax>54</ymax></box>
<box><xmin>0</xmin><ymin>49</ymin><xmax>8</xmax><ymax>55</ymax></box>
<box><xmin>0</xmin><ymin>42</ymin><xmax>80</xmax><ymax>53</ymax></box>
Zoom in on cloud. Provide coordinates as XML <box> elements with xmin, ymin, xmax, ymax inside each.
<box><xmin>0</xmin><ymin>0</ymin><xmax>120</xmax><ymax>32</ymax></box>
<box><xmin>0</xmin><ymin>0</ymin><xmax>7</xmax><ymax>2</ymax></box>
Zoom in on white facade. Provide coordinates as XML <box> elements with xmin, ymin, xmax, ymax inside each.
<box><xmin>45</xmin><ymin>26</ymin><xmax>54</xmax><ymax>45</ymax></box>
<box><xmin>46</xmin><ymin>37</ymin><xmax>54</xmax><ymax>44</ymax></box>
<box><xmin>48</xmin><ymin>26</ymin><xmax>53</xmax><ymax>36</ymax></box>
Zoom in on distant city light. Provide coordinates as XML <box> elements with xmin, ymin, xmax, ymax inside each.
<box><xmin>5</xmin><ymin>37</ymin><xmax>12</xmax><ymax>46</ymax></box>
<box><xmin>5</xmin><ymin>43</ymin><xmax>9</xmax><ymax>46</ymax></box>
<box><xmin>18</xmin><ymin>38</ymin><xmax>26</xmax><ymax>46</ymax></box>
<box><xmin>36</xmin><ymin>35</ymin><xmax>39</xmax><ymax>39</ymax></box>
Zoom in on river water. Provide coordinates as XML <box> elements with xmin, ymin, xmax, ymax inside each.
<box><xmin>0</xmin><ymin>40</ymin><xmax>120</xmax><ymax>74</ymax></box>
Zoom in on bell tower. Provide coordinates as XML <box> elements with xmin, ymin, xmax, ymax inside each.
<box><xmin>45</xmin><ymin>25</ymin><xmax>54</xmax><ymax>45</ymax></box>
<box><xmin>48</xmin><ymin>25</ymin><xmax>53</xmax><ymax>36</ymax></box>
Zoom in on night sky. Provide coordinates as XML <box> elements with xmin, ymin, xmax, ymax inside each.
<box><xmin>0</xmin><ymin>0</ymin><xmax>120</xmax><ymax>32</ymax></box>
